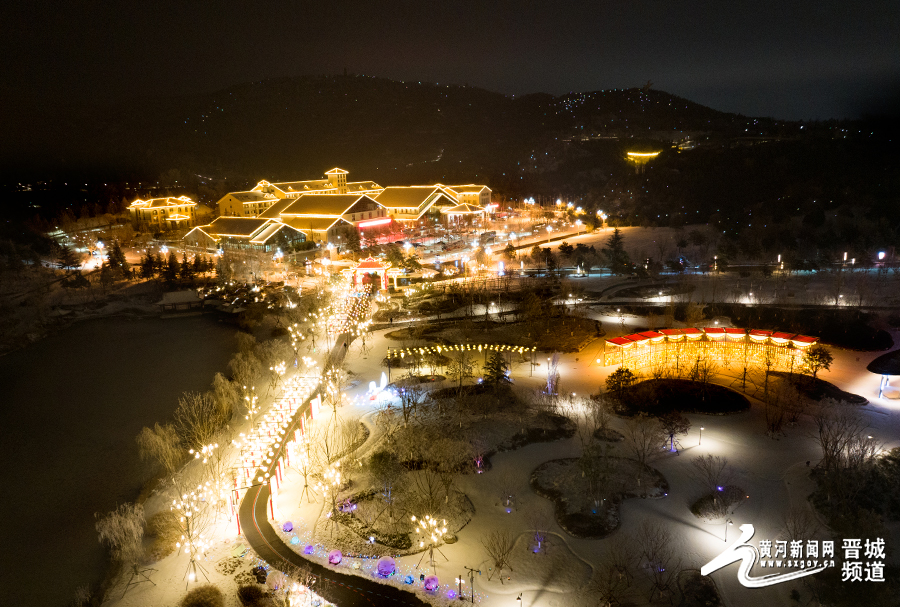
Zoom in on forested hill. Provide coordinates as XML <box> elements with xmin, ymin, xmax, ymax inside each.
<box><xmin>11</xmin><ymin>75</ymin><xmax>767</xmax><ymax>184</ymax></box>
<box><xmin>6</xmin><ymin>75</ymin><xmax>897</xmax><ymax>258</ymax></box>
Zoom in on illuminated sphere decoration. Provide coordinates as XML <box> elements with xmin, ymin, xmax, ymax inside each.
<box><xmin>376</xmin><ymin>556</ymin><xmax>396</xmax><ymax>577</ymax></box>
<box><xmin>424</xmin><ymin>575</ymin><xmax>439</xmax><ymax>591</ymax></box>
<box><xmin>328</xmin><ymin>549</ymin><xmax>342</xmax><ymax>565</ymax></box>
<box><xmin>304</xmin><ymin>545</ymin><xmax>315</xmax><ymax>555</ymax></box>
<box><xmin>282</xmin><ymin>521</ymin><xmax>293</xmax><ymax>532</ymax></box>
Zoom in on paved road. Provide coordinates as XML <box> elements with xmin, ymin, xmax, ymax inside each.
<box><xmin>238</xmin><ymin>330</ymin><xmax>428</xmax><ymax>607</ymax></box>
<box><xmin>239</xmin><ymin>482</ymin><xmax>427</xmax><ymax>607</ymax></box>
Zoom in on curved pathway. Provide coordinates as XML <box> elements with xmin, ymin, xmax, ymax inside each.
<box><xmin>238</xmin><ymin>333</ymin><xmax>427</xmax><ymax>607</ymax></box>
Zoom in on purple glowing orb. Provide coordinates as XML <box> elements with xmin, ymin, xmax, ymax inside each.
<box><xmin>282</xmin><ymin>521</ymin><xmax>293</xmax><ymax>532</ymax></box>
<box><xmin>423</xmin><ymin>575</ymin><xmax>439</xmax><ymax>591</ymax></box>
<box><xmin>304</xmin><ymin>545</ymin><xmax>315</xmax><ymax>555</ymax></box>
<box><xmin>376</xmin><ymin>556</ymin><xmax>396</xmax><ymax>577</ymax></box>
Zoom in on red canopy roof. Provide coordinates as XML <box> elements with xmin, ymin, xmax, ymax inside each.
<box><xmin>724</xmin><ymin>328</ymin><xmax>746</xmax><ymax>335</ymax></box>
<box><xmin>607</xmin><ymin>336</ymin><xmax>634</xmax><ymax>347</ymax></box>
<box><xmin>792</xmin><ymin>335</ymin><xmax>817</xmax><ymax>344</ymax></box>
<box><xmin>703</xmin><ymin>327</ymin><xmax>726</xmax><ymax>335</ymax></box>
<box><xmin>771</xmin><ymin>332</ymin><xmax>795</xmax><ymax>340</ymax></box>
<box><xmin>658</xmin><ymin>329</ymin><xmax>682</xmax><ymax>336</ymax></box>
<box><xmin>639</xmin><ymin>331</ymin><xmax>665</xmax><ymax>339</ymax></box>
<box><xmin>625</xmin><ymin>333</ymin><xmax>650</xmax><ymax>343</ymax></box>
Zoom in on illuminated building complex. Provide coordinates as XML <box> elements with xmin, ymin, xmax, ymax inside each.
<box><xmin>183</xmin><ymin>217</ymin><xmax>307</xmax><ymax>253</ymax></box>
<box><xmin>602</xmin><ymin>328</ymin><xmax>818</xmax><ymax>375</ymax></box>
<box><xmin>217</xmin><ymin>169</ymin><xmax>383</xmax><ymax>217</ymax></box>
<box><xmin>215</xmin><ymin>168</ymin><xmax>491</xmax><ymax>231</ymax></box>
<box><xmin>128</xmin><ymin>195</ymin><xmax>198</xmax><ymax>230</ymax></box>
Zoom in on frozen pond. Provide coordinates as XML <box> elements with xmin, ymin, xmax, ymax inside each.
<box><xmin>0</xmin><ymin>314</ymin><xmax>237</xmax><ymax>607</ymax></box>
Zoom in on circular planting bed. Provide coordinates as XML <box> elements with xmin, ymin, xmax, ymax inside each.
<box><xmin>689</xmin><ymin>485</ymin><xmax>748</xmax><ymax>523</ymax></box>
<box><xmin>769</xmin><ymin>372</ymin><xmax>867</xmax><ymax>405</ymax></box>
<box><xmin>531</xmin><ymin>457</ymin><xmax>668</xmax><ymax>538</ymax></box>
<box><xmin>616</xmin><ymin>379</ymin><xmax>750</xmax><ymax>416</ymax></box>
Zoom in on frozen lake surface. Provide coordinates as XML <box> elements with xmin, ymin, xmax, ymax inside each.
<box><xmin>0</xmin><ymin>314</ymin><xmax>236</xmax><ymax>607</ymax></box>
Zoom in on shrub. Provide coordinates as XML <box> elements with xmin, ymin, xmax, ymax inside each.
<box><xmin>145</xmin><ymin>510</ymin><xmax>181</xmax><ymax>561</ymax></box>
<box><xmin>237</xmin><ymin>584</ymin><xmax>268</xmax><ymax>606</ymax></box>
<box><xmin>180</xmin><ymin>584</ymin><xmax>224</xmax><ymax>607</ymax></box>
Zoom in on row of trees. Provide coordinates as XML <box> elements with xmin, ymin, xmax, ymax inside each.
<box><xmin>138</xmin><ymin>251</ymin><xmax>217</xmax><ymax>283</ymax></box>
<box><xmin>96</xmin><ymin>332</ymin><xmax>296</xmax><ymax>596</ymax></box>
<box><xmin>521</xmin><ymin>228</ymin><xmax>632</xmax><ymax>275</ymax></box>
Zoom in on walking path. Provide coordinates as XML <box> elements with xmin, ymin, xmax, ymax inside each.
<box><xmin>237</xmin><ymin>332</ymin><xmax>428</xmax><ymax>607</ymax></box>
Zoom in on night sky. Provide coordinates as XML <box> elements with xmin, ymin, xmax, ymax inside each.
<box><xmin>3</xmin><ymin>0</ymin><xmax>898</xmax><ymax>128</ymax></box>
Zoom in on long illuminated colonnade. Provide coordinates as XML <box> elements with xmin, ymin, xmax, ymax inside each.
<box><xmin>601</xmin><ymin>327</ymin><xmax>818</xmax><ymax>372</ymax></box>
<box><xmin>227</xmin><ymin>280</ymin><xmax>373</xmax><ymax>528</ymax></box>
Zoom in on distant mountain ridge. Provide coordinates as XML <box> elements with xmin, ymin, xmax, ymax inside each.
<box><xmin>18</xmin><ymin>74</ymin><xmax>777</xmax><ymax>182</ymax></box>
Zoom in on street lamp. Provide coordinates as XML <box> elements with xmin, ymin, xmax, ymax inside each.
<box><xmin>700</xmin><ymin>426</ymin><xmax>704</xmax><ymax>445</ymax></box>
<box><xmin>724</xmin><ymin>517</ymin><xmax>733</xmax><ymax>542</ymax></box>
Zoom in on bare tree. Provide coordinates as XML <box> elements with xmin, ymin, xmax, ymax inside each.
<box><xmin>322</xmin><ymin>364</ymin><xmax>352</xmax><ymax>423</ymax></box>
<box><xmin>210</xmin><ymin>372</ymin><xmax>239</xmax><ymax>424</ymax></box>
<box><xmin>481</xmin><ymin>529</ymin><xmax>515</xmax><ymax>582</ymax></box>
<box><xmin>623</xmin><ymin>414</ymin><xmax>665</xmax><ymax>488</ymax></box>
<box><xmin>174</xmin><ymin>391</ymin><xmax>227</xmax><ymax>454</ymax></box>
<box><xmin>235</xmin><ymin>331</ymin><xmax>258</xmax><ymax>356</ymax></box>
<box><xmin>229</xmin><ymin>351</ymin><xmax>262</xmax><ymax>389</ymax></box>
<box><xmin>136</xmin><ymin>423</ymin><xmax>182</xmax><ymax>479</ymax></box>
<box><xmin>585</xmin><ymin>395</ymin><xmax>613</xmax><ymax>435</ymax></box>
<box><xmin>690</xmin><ymin>454</ymin><xmax>732</xmax><ymax>495</ymax></box>
<box><xmin>761</xmin><ymin>374</ymin><xmax>789</xmax><ymax>436</ymax></box>
<box><xmin>780</xmin><ymin>506</ymin><xmax>821</xmax><ymax>544</ymax></box>
<box><xmin>525</xmin><ymin>508</ymin><xmax>553</xmax><ymax>554</ymax></box>
<box><xmin>290</xmin><ymin>436</ymin><xmax>317</xmax><ymax>503</ymax></box>
<box><xmin>690</xmin><ymin>454</ymin><xmax>739</xmax><ymax>517</ymax></box>
<box><xmin>336</xmin><ymin>419</ymin><xmax>365</xmax><ymax>485</ymax></box>
<box><xmin>171</xmin><ymin>486</ymin><xmax>214</xmax><ymax>569</ymax></box>
<box><xmin>447</xmin><ymin>348</ymin><xmax>476</xmax><ymax>392</ymax></box>
<box><xmin>430</xmin><ymin>438</ymin><xmax>471</xmax><ymax>504</ymax></box>
<box><xmin>313</xmin><ymin>423</ymin><xmax>341</xmax><ymax>469</ymax></box>
<box><xmin>780</xmin><ymin>381</ymin><xmax>809</xmax><ymax>425</ymax></box>
<box><xmin>95</xmin><ymin>502</ymin><xmax>145</xmax><ymax>568</ymax></box>
<box><xmin>636</xmin><ymin>519</ymin><xmax>681</xmax><ymax>602</ymax></box>
<box><xmin>658</xmin><ymin>412</ymin><xmax>691</xmax><ymax>452</ymax></box>
<box><xmin>588</xmin><ymin>532</ymin><xmax>638</xmax><ymax>606</ymax></box>
<box><xmin>410</xmin><ymin>467</ymin><xmax>446</xmax><ymax>515</ymax></box>
<box><xmin>395</xmin><ymin>375</ymin><xmax>428</xmax><ymax>426</ymax></box>
<box><xmin>374</xmin><ymin>400</ymin><xmax>402</xmax><ymax>447</ymax></box>
<box><xmin>367</xmin><ymin>450</ymin><xmax>406</xmax><ymax>526</ymax></box>
<box><xmin>256</xmin><ymin>338</ymin><xmax>294</xmax><ymax>394</ymax></box>
<box><xmin>810</xmin><ymin>399</ymin><xmax>871</xmax><ymax>473</ymax></box>
<box><xmin>353</xmin><ymin>499</ymin><xmax>383</xmax><ymax>530</ymax></box>
<box><xmin>495</xmin><ymin>470</ymin><xmax>517</xmax><ymax>508</ymax></box>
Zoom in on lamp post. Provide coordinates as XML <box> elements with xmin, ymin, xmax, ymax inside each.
<box><xmin>464</xmin><ymin>566</ymin><xmax>481</xmax><ymax>603</ymax></box>
<box><xmin>699</xmin><ymin>426</ymin><xmax>704</xmax><ymax>446</ymax></box>
<box><xmin>724</xmin><ymin>517</ymin><xmax>733</xmax><ymax>542</ymax></box>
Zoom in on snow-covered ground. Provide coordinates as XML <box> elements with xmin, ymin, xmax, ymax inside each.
<box><xmin>100</xmin><ymin>309</ymin><xmax>900</xmax><ymax>607</ymax></box>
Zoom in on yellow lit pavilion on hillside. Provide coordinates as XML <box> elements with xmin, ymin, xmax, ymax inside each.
<box><xmin>626</xmin><ymin>150</ymin><xmax>661</xmax><ymax>174</ymax></box>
